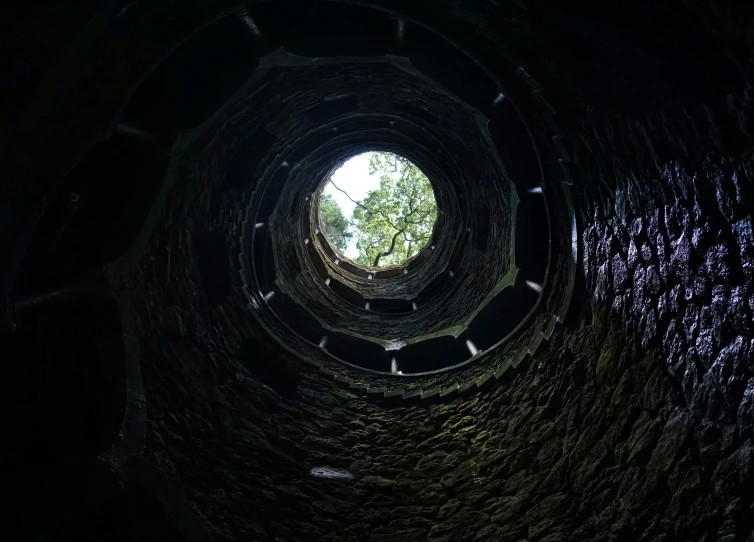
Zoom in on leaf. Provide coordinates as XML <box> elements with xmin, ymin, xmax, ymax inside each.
<box><xmin>319</xmin><ymin>193</ymin><xmax>352</xmax><ymax>253</ymax></box>
<box><xmin>350</xmin><ymin>152</ymin><xmax>437</xmax><ymax>267</ymax></box>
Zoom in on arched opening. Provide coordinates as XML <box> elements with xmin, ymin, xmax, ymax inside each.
<box><xmin>317</xmin><ymin>151</ymin><xmax>438</xmax><ymax>268</ymax></box>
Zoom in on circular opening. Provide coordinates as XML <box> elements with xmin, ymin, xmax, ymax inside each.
<box><xmin>318</xmin><ymin>151</ymin><xmax>438</xmax><ymax>268</ymax></box>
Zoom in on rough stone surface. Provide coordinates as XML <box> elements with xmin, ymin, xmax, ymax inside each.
<box><xmin>3</xmin><ymin>0</ymin><xmax>754</xmax><ymax>541</ymax></box>
<box><xmin>128</xmin><ymin>274</ymin><xmax>754</xmax><ymax>540</ymax></box>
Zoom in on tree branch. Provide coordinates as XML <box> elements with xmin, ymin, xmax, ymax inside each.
<box><xmin>373</xmin><ymin>228</ymin><xmax>404</xmax><ymax>267</ymax></box>
<box><xmin>328</xmin><ymin>181</ymin><xmax>373</xmax><ymax>216</ymax></box>
<box><xmin>404</xmin><ymin>231</ymin><xmax>414</xmax><ymax>258</ymax></box>
<box><xmin>329</xmin><ymin>180</ymin><xmax>401</xmax><ymax>231</ymax></box>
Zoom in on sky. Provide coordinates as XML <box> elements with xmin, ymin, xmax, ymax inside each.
<box><xmin>321</xmin><ymin>152</ymin><xmax>381</xmax><ymax>258</ymax></box>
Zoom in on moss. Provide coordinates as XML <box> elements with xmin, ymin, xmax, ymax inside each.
<box><xmin>474</xmin><ymin>430</ymin><xmax>490</xmax><ymax>442</ymax></box>
<box><xmin>442</xmin><ymin>415</ymin><xmax>475</xmax><ymax>432</ymax></box>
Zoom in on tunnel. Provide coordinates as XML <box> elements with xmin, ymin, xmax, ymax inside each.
<box><xmin>1</xmin><ymin>1</ymin><xmax>753</xmax><ymax>540</ymax></box>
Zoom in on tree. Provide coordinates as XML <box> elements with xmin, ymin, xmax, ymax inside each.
<box><xmin>331</xmin><ymin>152</ymin><xmax>437</xmax><ymax>267</ymax></box>
<box><xmin>319</xmin><ymin>192</ymin><xmax>352</xmax><ymax>253</ymax></box>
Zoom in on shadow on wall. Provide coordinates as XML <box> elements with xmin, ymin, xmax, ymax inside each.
<box><xmin>235</xmin><ymin>336</ymin><xmax>302</xmax><ymax>398</ymax></box>
<box><xmin>37</xmin><ymin>479</ymin><xmax>186</xmax><ymax>542</ymax></box>
<box><xmin>0</xmin><ymin>296</ymin><xmax>127</xmax><ymax>541</ymax></box>
<box><xmin>194</xmin><ymin>229</ymin><xmax>233</xmax><ymax>307</ymax></box>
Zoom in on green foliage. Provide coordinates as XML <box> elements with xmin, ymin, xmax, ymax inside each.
<box><xmin>319</xmin><ymin>193</ymin><xmax>352</xmax><ymax>253</ymax></box>
<box><xmin>350</xmin><ymin>152</ymin><xmax>437</xmax><ymax>267</ymax></box>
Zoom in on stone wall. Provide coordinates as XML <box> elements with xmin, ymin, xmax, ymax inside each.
<box><xmin>2</xmin><ymin>0</ymin><xmax>753</xmax><ymax>540</ymax></box>
<box><xmin>120</xmin><ymin>2</ymin><xmax>754</xmax><ymax>540</ymax></box>
<box><xmin>576</xmin><ymin>95</ymin><xmax>754</xmax><ymax>430</ymax></box>
<box><xmin>129</xmin><ymin>113</ymin><xmax>754</xmax><ymax>537</ymax></box>
<box><xmin>131</xmin><ymin>248</ymin><xmax>754</xmax><ymax>540</ymax></box>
